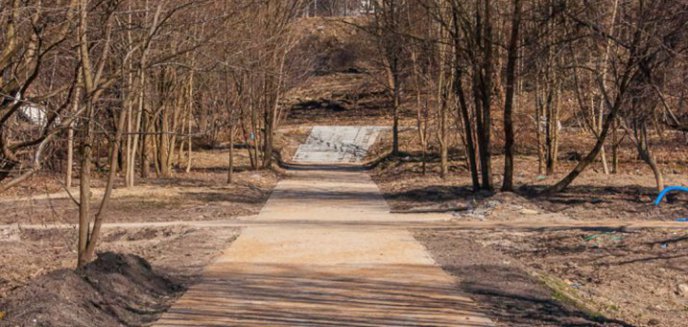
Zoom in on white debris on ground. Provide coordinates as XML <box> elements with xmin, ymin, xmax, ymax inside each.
<box><xmin>9</xmin><ymin>92</ymin><xmax>51</xmax><ymax>126</ymax></box>
<box><xmin>19</xmin><ymin>104</ymin><xmax>49</xmax><ymax>126</ymax></box>
<box><xmin>293</xmin><ymin>126</ymin><xmax>388</xmax><ymax>164</ymax></box>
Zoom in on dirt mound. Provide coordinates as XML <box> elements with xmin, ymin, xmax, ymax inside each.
<box><xmin>0</xmin><ymin>252</ymin><xmax>183</xmax><ymax>327</ymax></box>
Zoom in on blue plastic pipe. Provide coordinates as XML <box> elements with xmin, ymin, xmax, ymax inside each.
<box><xmin>654</xmin><ymin>186</ymin><xmax>688</xmax><ymax>206</ymax></box>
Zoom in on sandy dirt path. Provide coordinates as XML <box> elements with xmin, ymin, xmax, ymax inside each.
<box><xmin>154</xmin><ymin>166</ymin><xmax>494</xmax><ymax>326</ymax></box>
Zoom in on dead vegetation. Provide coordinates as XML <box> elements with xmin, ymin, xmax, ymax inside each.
<box><xmin>1</xmin><ymin>150</ymin><xmax>278</xmax><ymax>225</ymax></box>
<box><xmin>416</xmin><ymin>228</ymin><xmax>688</xmax><ymax>327</ymax></box>
<box><xmin>371</xmin><ymin>125</ymin><xmax>688</xmax><ymax>222</ymax></box>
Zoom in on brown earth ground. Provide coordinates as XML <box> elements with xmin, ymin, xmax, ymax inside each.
<box><xmin>371</xmin><ymin>127</ymin><xmax>688</xmax><ymax>219</ymax></box>
<box><xmin>370</xmin><ymin>127</ymin><xmax>688</xmax><ymax>327</ymax></box>
<box><xmin>0</xmin><ymin>149</ymin><xmax>275</xmax><ymax>325</ymax></box>
<box><xmin>1</xmin><ymin>149</ymin><xmax>278</xmax><ymax>225</ymax></box>
<box><xmin>415</xmin><ymin>228</ymin><xmax>688</xmax><ymax>327</ymax></box>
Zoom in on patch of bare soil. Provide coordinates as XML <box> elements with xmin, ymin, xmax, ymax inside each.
<box><xmin>368</xmin><ymin>122</ymin><xmax>688</xmax><ymax>220</ymax></box>
<box><xmin>416</xmin><ymin>229</ymin><xmax>629</xmax><ymax>326</ymax></box>
<box><xmin>417</xmin><ymin>228</ymin><xmax>688</xmax><ymax>327</ymax></box>
<box><xmin>0</xmin><ymin>148</ymin><xmax>280</xmax><ymax>225</ymax></box>
<box><xmin>0</xmin><ymin>173</ymin><xmax>65</xmax><ymax>199</ymax></box>
<box><xmin>0</xmin><ymin>169</ymin><xmax>277</xmax><ymax>225</ymax></box>
<box><xmin>283</xmin><ymin>17</ymin><xmax>396</xmax><ymax>127</ymax></box>
<box><xmin>0</xmin><ymin>225</ymin><xmax>239</xmax><ymax>326</ymax></box>
<box><xmin>373</xmin><ymin>151</ymin><xmax>688</xmax><ymax>221</ymax></box>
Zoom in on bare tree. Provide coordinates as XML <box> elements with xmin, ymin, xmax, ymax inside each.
<box><xmin>501</xmin><ymin>0</ymin><xmax>522</xmax><ymax>191</ymax></box>
<box><xmin>545</xmin><ymin>0</ymin><xmax>688</xmax><ymax>194</ymax></box>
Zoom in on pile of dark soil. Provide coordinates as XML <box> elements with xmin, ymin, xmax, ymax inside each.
<box><xmin>0</xmin><ymin>252</ymin><xmax>183</xmax><ymax>327</ymax></box>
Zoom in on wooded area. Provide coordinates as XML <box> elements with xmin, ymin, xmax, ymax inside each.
<box><xmin>366</xmin><ymin>0</ymin><xmax>687</xmax><ymax>194</ymax></box>
<box><xmin>1</xmin><ymin>2</ymin><xmax>688</xmax><ymax>325</ymax></box>
<box><xmin>1</xmin><ymin>0</ymin><xmax>310</xmax><ymax>266</ymax></box>
<box><xmin>2</xmin><ymin>0</ymin><xmax>688</xmax><ymax>266</ymax></box>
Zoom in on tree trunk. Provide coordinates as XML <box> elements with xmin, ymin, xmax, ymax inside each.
<box><xmin>611</xmin><ymin>118</ymin><xmax>619</xmax><ymax>173</ymax></box>
<box><xmin>455</xmin><ymin>72</ymin><xmax>480</xmax><ymax>190</ymax></box>
<box><xmin>410</xmin><ymin>49</ymin><xmax>428</xmax><ymax>175</ymax></box>
<box><xmin>392</xmin><ymin>74</ymin><xmax>400</xmax><ymax>156</ymax></box>
<box><xmin>66</xmin><ymin>125</ymin><xmax>74</xmax><ymax>188</ymax></box>
<box><xmin>535</xmin><ymin>77</ymin><xmax>545</xmax><ymax>175</ymax></box>
<box><xmin>633</xmin><ymin>121</ymin><xmax>664</xmax><ymax>192</ymax></box>
<box><xmin>186</xmin><ymin>70</ymin><xmax>193</xmax><ymax>173</ymax></box>
<box><xmin>596</xmin><ymin>0</ymin><xmax>620</xmax><ymax>175</ymax></box>
<box><xmin>77</xmin><ymin>0</ymin><xmax>92</xmax><ymax>268</ymax></box>
<box><xmin>437</xmin><ymin>26</ymin><xmax>449</xmax><ymax>178</ymax></box>
<box><xmin>476</xmin><ymin>0</ymin><xmax>493</xmax><ymax>190</ymax></box>
<box><xmin>77</xmin><ymin>113</ymin><xmax>92</xmax><ymax>267</ymax></box>
<box><xmin>82</xmin><ymin>94</ymin><xmax>128</xmax><ymax>264</ymax></box>
<box><xmin>502</xmin><ymin>0</ymin><xmax>521</xmax><ymax>192</ymax></box>
<box><xmin>449</xmin><ymin>5</ymin><xmax>480</xmax><ymax>191</ymax></box>
<box><xmin>545</xmin><ymin>84</ymin><xmax>560</xmax><ymax>175</ymax></box>
<box><xmin>141</xmin><ymin>112</ymin><xmax>151</xmax><ymax>178</ymax></box>
<box><xmin>127</xmin><ymin>64</ymin><xmax>145</xmax><ymax>186</ymax></box>
<box><xmin>228</xmin><ymin>124</ymin><xmax>234</xmax><ymax>184</ymax></box>
<box><xmin>543</xmin><ymin>88</ymin><xmax>624</xmax><ymax>194</ymax></box>
<box><xmin>263</xmin><ymin>104</ymin><xmax>273</xmax><ymax>168</ymax></box>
